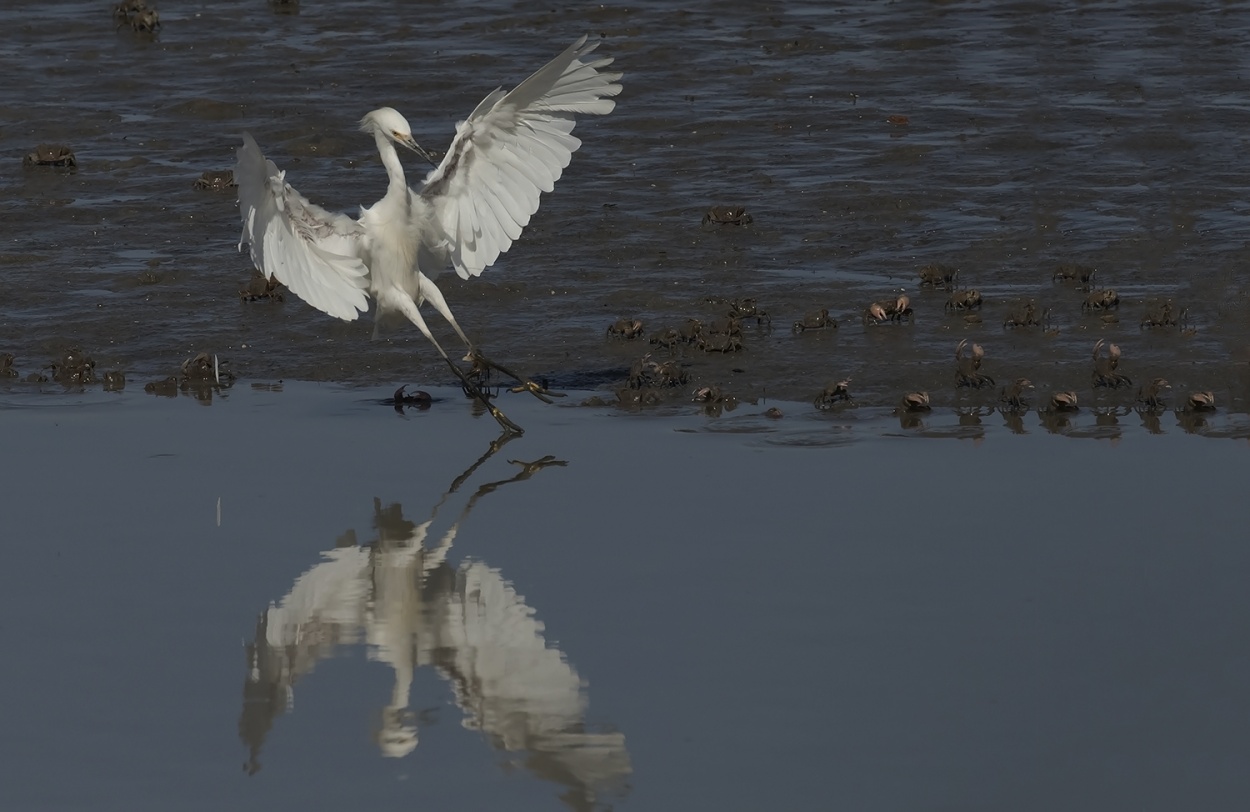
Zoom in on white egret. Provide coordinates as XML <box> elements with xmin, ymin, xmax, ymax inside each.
<box><xmin>235</xmin><ymin>36</ymin><xmax>623</xmax><ymax>433</ymax></box>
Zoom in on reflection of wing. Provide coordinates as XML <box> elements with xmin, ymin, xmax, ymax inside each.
<box><xmin>430</xmin><ymin>562</ymin><xmax>631</xmax><ymax>803</ymax></box>
<box><xmin>263</xmin><ymin>547</ymin><xmax>373</xmax><ymax>651</ymax></box>
<box><xmin>240</xmin><ymin>547</ymin><xmax>373</xmax><ymax>774</ymax></box>
<box><xmin>236</xmin><ymin>133</ymin><xmax>371</xmax><ymax>321</ymax></box>
<box><xmin>419</xmin><ymin>36</ymin><xmax>622</xmax><ymax>279</ymax></box>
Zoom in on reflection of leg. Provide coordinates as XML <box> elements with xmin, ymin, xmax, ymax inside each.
<box><xmin>381</xmin><ymin>288</ymin><xmax>523</xmax><ymax>435</ymax></box>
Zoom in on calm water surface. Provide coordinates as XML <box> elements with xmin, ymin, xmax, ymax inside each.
<box><xmin>3</xmin><ymin>384</ymin><xmax>1250</xmax><ymax>811</ymax></box>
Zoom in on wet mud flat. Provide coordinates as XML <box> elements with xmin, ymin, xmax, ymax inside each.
<box><xmin>3</xmin><ymin>2</ymin><xmax>1250</xmax><ymax>414</ymax></box>
<box><xmin>4</xmin><ymin>383</ymin><xmax>1250</xmax><ymax>810</ymax></box>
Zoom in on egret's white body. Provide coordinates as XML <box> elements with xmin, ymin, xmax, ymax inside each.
<box><xmin>235</xmin><ymin>37</ymin><xmax>622</xmax><ymax>426</ymax></box>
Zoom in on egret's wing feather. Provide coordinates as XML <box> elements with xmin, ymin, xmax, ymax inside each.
<box><xmin>420</xmin><ymin>36</ymin><xmax>622</xmax><ymax>280</ymax></box>
<box><xmin>236</xmin><ymin>133</ymin><xmax>371</xmax><ymax>321</ymax></box>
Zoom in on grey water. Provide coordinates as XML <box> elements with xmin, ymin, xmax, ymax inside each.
<box><xmin>4</xmin><ymin>2</ymin><xmax>1250</xmax><ymax>810</ymax></box>
<box><xmin>4</xmin><ymin>384</ymin><xmax>1250</xmax><ymax>812</ymax></box>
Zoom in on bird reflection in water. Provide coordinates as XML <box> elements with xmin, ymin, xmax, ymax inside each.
<box><xmin>238</xmin><ymin>436</ymin><xmax>630</xmax><ymax>809</ymax></box>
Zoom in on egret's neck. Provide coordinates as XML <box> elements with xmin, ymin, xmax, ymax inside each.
<box><xmin>374</xmin><ymin>132</ymin><xmax>408</xmax><ymax>198</ymax></box>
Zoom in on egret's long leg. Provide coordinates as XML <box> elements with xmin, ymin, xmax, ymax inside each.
<box><xmin>416</xmin><ymin>272</ymin><xmax>473</xmax><ymax>357</ymax></box>
<box><xmin>381</xmin><ymin>289</ymin><xmax>523</xmax><ymax>435</ymax></box>
<box><xmin>416</xmin><ymin>272</ymin><xmax>561</xmax><ymax>403</ymax></box>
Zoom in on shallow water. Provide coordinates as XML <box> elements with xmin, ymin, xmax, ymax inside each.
<box><xmin>2</xmin><ymin>1</ymin><xmax>1250</xmax><ymax>409</ymax></box>
<box><xmin>4</xmin><ymin>384</ymin><xmax>1250</xmax><ymax>810</ymax></box>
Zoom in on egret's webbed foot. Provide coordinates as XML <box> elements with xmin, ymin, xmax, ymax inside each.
<box><xmin>468</xmin><ymin>351</ymin><xmax>565</xmax><ymax>404</ymax></box>
<box><xmin>441</xmin><ymin>357</ymin><xmax>524</xmax><ymax>435</ymax></box>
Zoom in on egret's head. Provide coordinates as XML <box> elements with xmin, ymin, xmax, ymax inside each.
<box><xmin>360</xmin><ymin>107</ymin><xmax>437</xmax><ymax>166</ymax></box>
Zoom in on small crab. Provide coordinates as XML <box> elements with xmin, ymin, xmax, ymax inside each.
<box><xmin>182</xmin><ymin>352</ymin><xmax>219</xmax><ymax>381</ymax></box>
<box><xmin>955</xmin><ymin>339</ymin><xmax>994</xmax><ymax>388</ymax></box>
<box><xmin>814</xmin><ymin>378</ymin><xmax>852</xmax><ymax>410</ymax></box>
<box><xmin>1178</xmin><ymin>308</ymin><xmax>1197</xmax><ymax>336</ymax></box>
<box><xmin>702</xmin><ymin>205</ymin><xmax>753</xmax><ymax>226</ymax></box>
<box><xmin>102</xmin><ymin>370</ymin><xmax>127</xmax><ymax>392</ymax></box>
<box><xmin>863</xmin><ymin>301</ymin><xmax>890</xmax><ymax>325</ymax></box>
<box><xmin>1046</xmin><ymin>390</ymin><xmax>1080</xmax><ymax>412</ymax></box>
<box><xmin>50</xmin><ymin>348</ymin><xmax>96</xmax><ymax>385</ymax></box>
<box><xmin>693</xmin><ymin>385</ymin><xmax>726</xmax><ymax>403</ymax></box>
<box><xmin>144</xmin><ymin>376</ymin><xmax>179</xmax><ymax>397</ymax></box>
<box><xmin>652</xmin><ymin>360</ymin><xmax>688</xmax><ymax>386</ymax></box>
<box><xmin>900</xmin><ymin>391</ymin><xmax>931</xmax><ymax>412</ymax></box>
<box><xmin>1091</xmin><ymin>338</ymin><xmax>1131</xmax><ymax>388</ymax></box>
<box><xmin>706</xmin><ymin>315</ymin><xmax>743</xmax><ymax>338</ymax></box>
<box><xmin>945</xmin><ymin>289</ymin><xmax>982</xmax><ymax>312</ymax></box>
<box><xmin>677</xmin><ymin>318</ymin><xmax>704</xmax><ymax>343</ymax></box>
<box><xmin>647</xmin><ymin>327</ymin><xmax>681</xmax><ymax>350</ymax></box>
<box><xmin>112</xmin><ymin>0</ymin><xmax>147</xmax><ymax>19</ymax></box>
<box><xmin>919</xmin><ymin>263</ymin><xmax>959</xmax><ymax>289</ymax></box>
<box><xmin>729</xmin><ymin>298</ymin><xmax>771</xmax><ymax>325</ymax></box>
<box><xmin>606</xmin><ymin>318</ymin><xmax>645</xmax><ymax>340</ymax></box>
<box><xmin>240</xmin><ymin>272</ymin><xmax>284</xmax><ymax>302</ymax></box>
<box><xmin>1182</xmin><ymin>391</ymin><xmax>1216</xmax><ymax>413</ymax></box>
<box><xmin>865</xmin><ymin>291</ymin><xmax>912</xmax><ymax>324</ymax></box>
<box><xmin>1082</xmin><ymin>288</ymin><xmax>1120</xmax><ymax>312</ymax></box>
<box><xmin>128</xmin><ymin>7</ymin><xmax>160</xmax><ymax>32</ymax></box>
<box><xmin>193</xmin><ymin>170</ymin><xmax>236</xmax><ymax>191</ymax></box>
<box><xmin>698</xmin><ymin>333</ymin><xmax>743</xmax><ymax>353</ymax></box>
<box><xmin>23</xmin><ymin>144</ymin><xmax>76</xmax><ymax>168</ymax></box>
<box><xmin>1135</xmin><ymin>377</ymin><xmax>1171</xmax><ymax>411</ymax></box>
<box><xmin>1053</xmin><ymin>263</ymin><xmax>1097</xmax><ymax>288</ymax></box>
<box><xmin>693</xmin><ymin>385</ymin><xmax>739</xmax><ymax>416</ymax></box>
<box><xmin>889</xmin><ymin>292</ymin><xmax>912</xmax><ymax>322</ymax></box>
<box><xmin>1139</xmin><ymin>299</ymin><xmax>1177</xmax><ymax>329</ymax></box>
<box><xmin>793</xmin><ymin>308</ymin><xmax>835</xmax><ymax>332</ymax></box>
<box><xmin>390</xmin><ymin>385</ymin><xmax>432</xmax><ymax>412</ymax></box>
<box><xmin>627</xmin><ymin>355</ymin><xmax>652</xmax><ymax>388</ymax></box>
<box><xmin>999</xmin><ymin>378</ymin><xmax>1034</xmax><ymax>410</ymax></box>
<box><xmin>1002</xmin><ymin>300</ymin><xmax>1042</xmax><ymax>328</ymax></box>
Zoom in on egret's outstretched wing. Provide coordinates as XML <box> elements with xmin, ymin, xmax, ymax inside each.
<box><xmin>236</xmin><ymin>133</ymin><xmax>371</xmax><ymax>321</ymax></box>
<box><xmin>419</xmin><ymin>36</ymin><xmax>622</xmax><ymax>279</ymax></box>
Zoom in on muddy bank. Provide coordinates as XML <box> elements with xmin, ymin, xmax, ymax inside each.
<box><xmin>3</xmin><ymin>1</ymin><xmax>1250</xmax><ymax>412</ymax></box>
